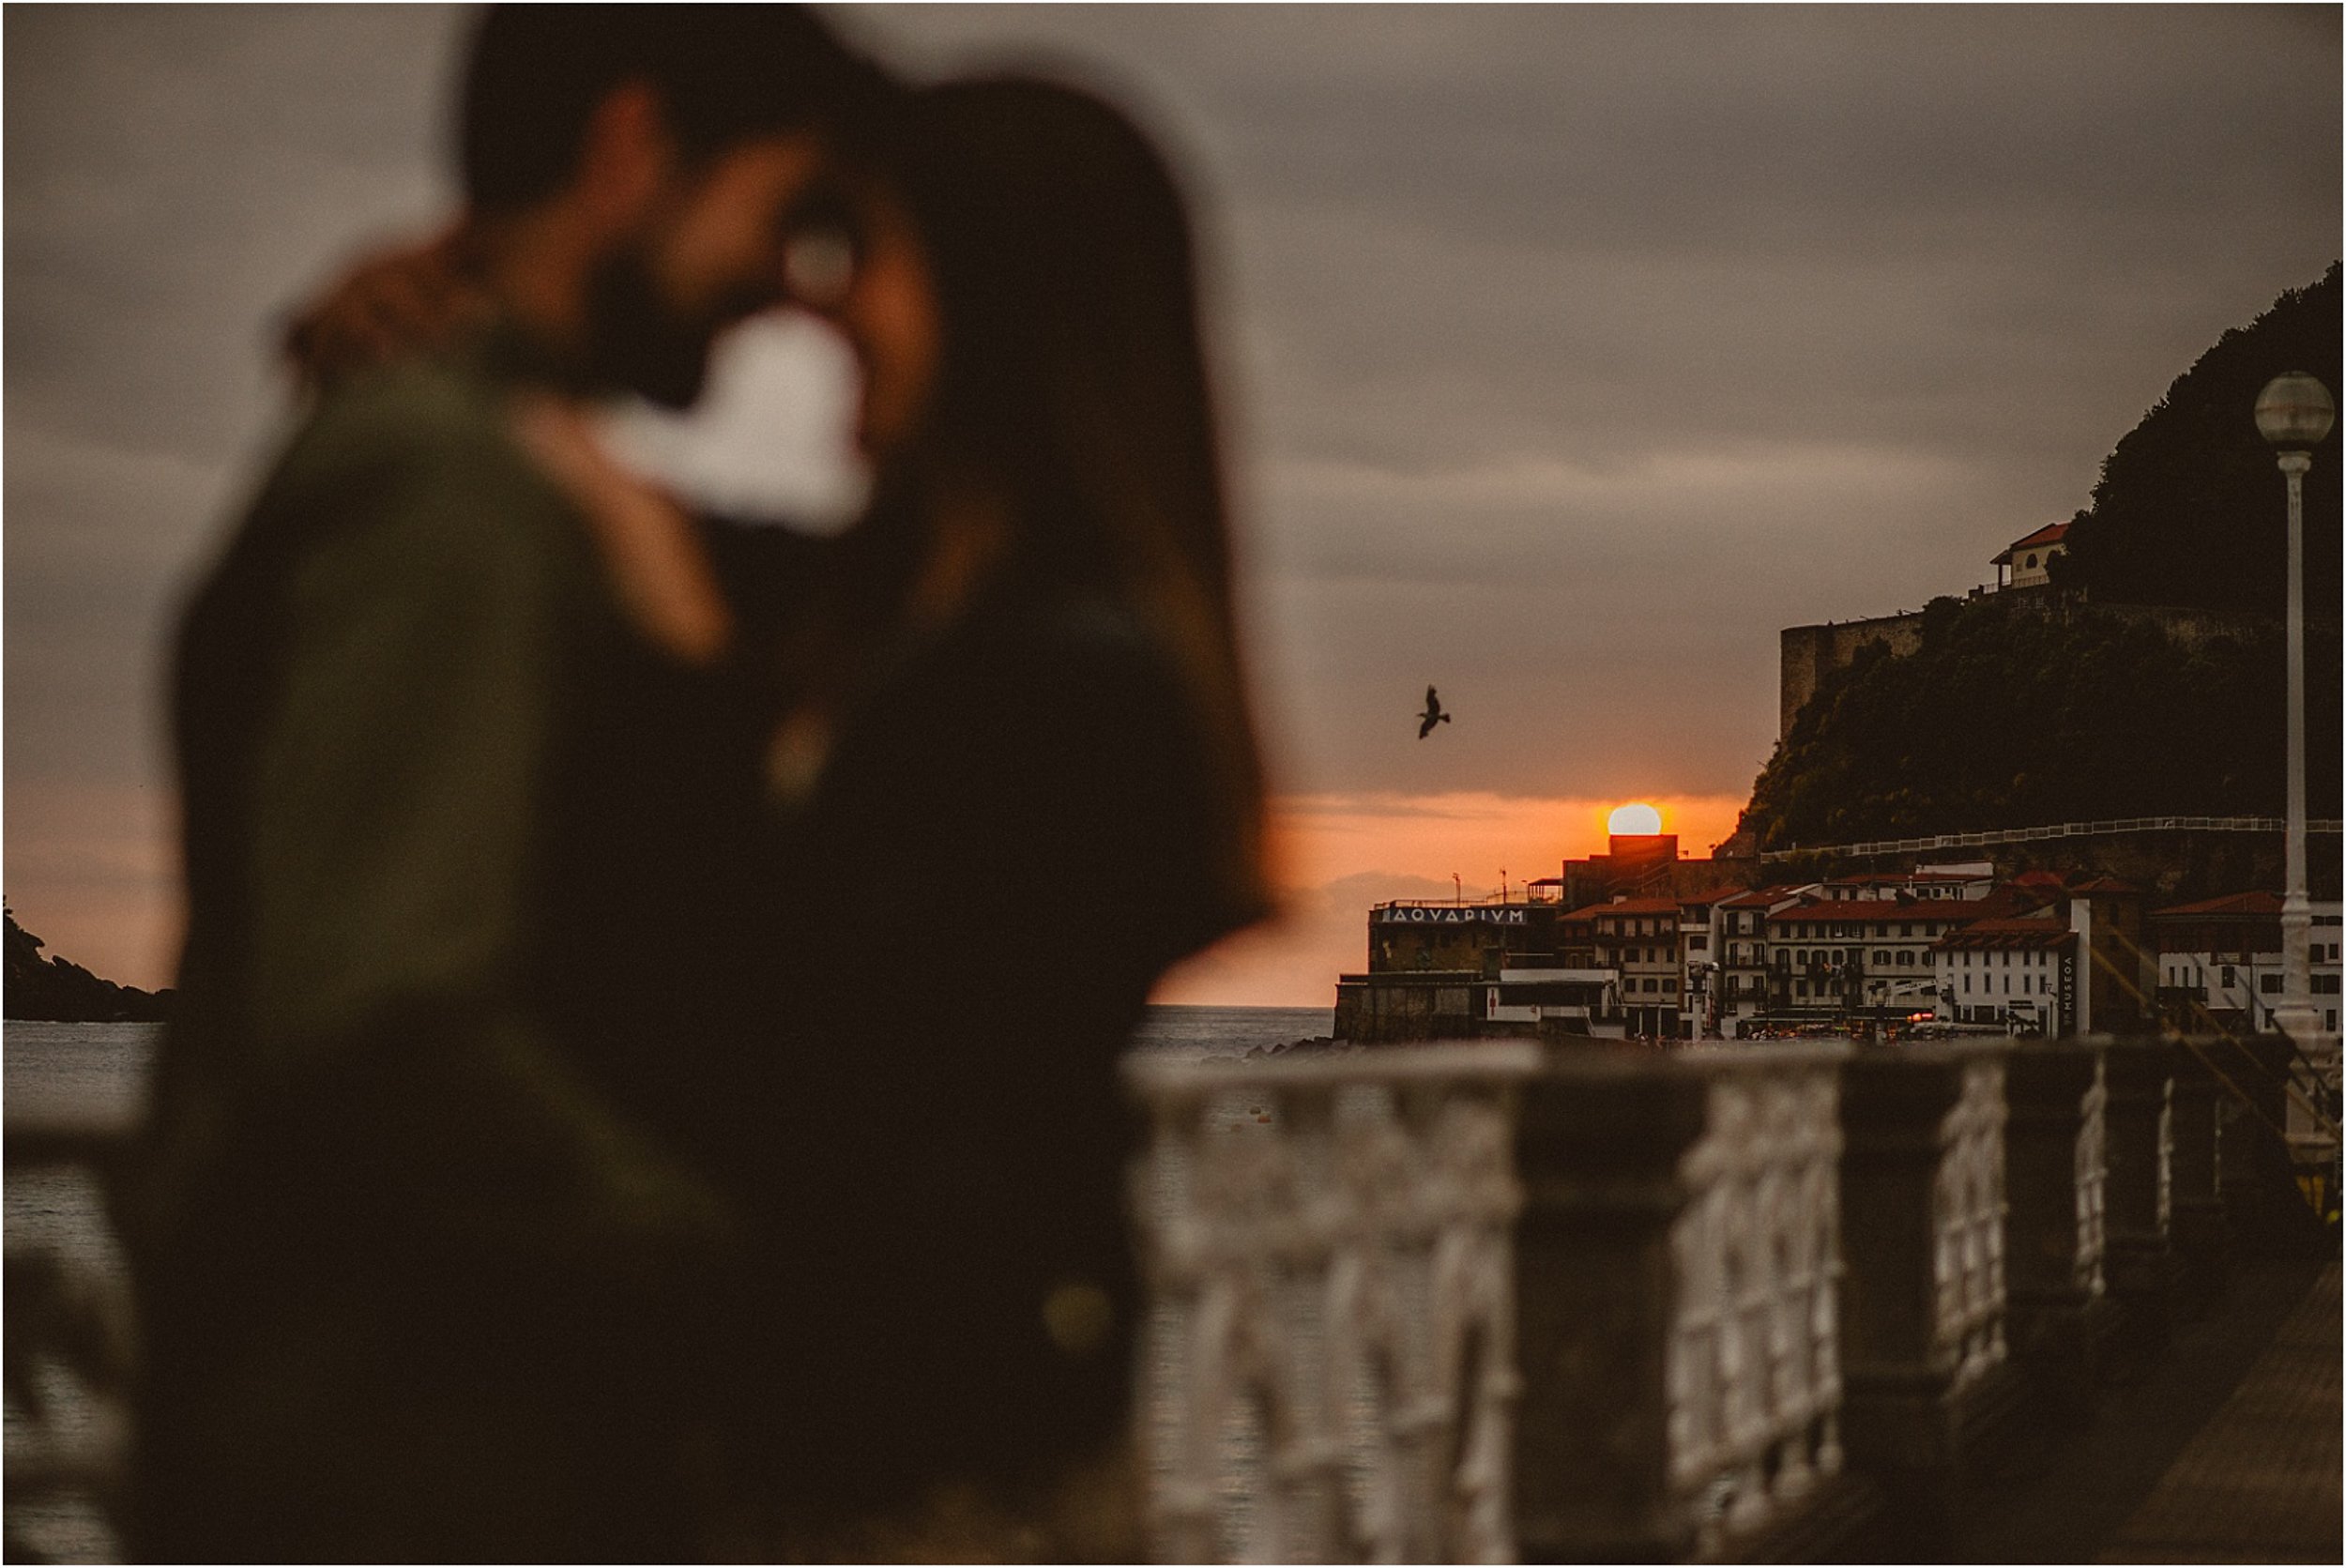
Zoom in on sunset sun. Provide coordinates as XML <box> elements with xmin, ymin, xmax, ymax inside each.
<box><xmin>1607</xmin><ymin>801</ymin><xmax>1664</xmax><ymax>835</ymax></box>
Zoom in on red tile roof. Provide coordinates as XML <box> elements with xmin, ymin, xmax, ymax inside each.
<box><xmin>1719</xmin><ymin>884</ymin><xmax>1807</xmax><ymax>908</ymax></box>
<box><xmin>1567</xmin><ymin>897</ymin><xmax>1685</xmax><ymax>920</ymax></box>
<box><xmin>1914</xmin><ymin>886</ymin><xmax>2062</xmax><ymax>925</ymax></box>
<box><xmin>1933</xmin><ymin>918</ymin><xmax>2074</xmax><ymax>951</ymax></box>
<box><xmin>1992</xmin><ymin>520</ymin><xmax>2071</xmax><ymax>565</ymax></box>
<box><xmin>2070</xmin><ymin>875</ymin><xmax>2143</xmax><ymax>897</ymax></box>
<box><xmin>1770</xmin><ymin>897</ymin><xmax>1968</xmax><ymax>922</ymax></box>
<box><xmin>2153</xmin><ymin>891</ymin><xmax>2284</xmax><ymax>920</ymax></box>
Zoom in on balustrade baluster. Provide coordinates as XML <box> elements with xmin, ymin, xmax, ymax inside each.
<box><xmin>2167</xmin><ymin>1040</ymin><xmax>2232</xmax><ymax>1305</ymax></box>
<box><xmin>2101</xmin><ymin>1038</ymin><xmax>2179</xmax><ymax>1360</ymax></box>
<box><xmin>1513</xmin><ymin>1043</ymin><xmax>1851</xmax><ymax>1563</ymax></box>
<box><xmin>1836</xmin><ymin>1041</ymin><xmax>2016</xmax><ymax>1546</ymax></box>
<box><xmin>2002</xmin><ymin>1040</ymin><xmax>2110</xmax><ymax>1423</ymax></box>
<box><xmin>1129</xmin><ymin>1045</ymin><xmax>1534</xmax><ymax>1564</ymax></box>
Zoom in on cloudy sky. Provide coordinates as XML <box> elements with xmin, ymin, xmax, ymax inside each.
<box><xmin>7</xmin><ymin>5</ymin><xmax>2338</xmax><ymax>1005</ymax></box>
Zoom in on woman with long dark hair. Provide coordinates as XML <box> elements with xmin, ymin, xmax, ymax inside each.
<box><xmin>721</xmin><ymin>77</ymin><xmax>1272</xmax><ymax>1551</ymax></box>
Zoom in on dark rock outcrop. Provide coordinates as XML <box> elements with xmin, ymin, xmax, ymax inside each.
<box><xmin>5</xmin><ymin>906</ymin><xmax>171</xmax><ymax>1022</ymax></box>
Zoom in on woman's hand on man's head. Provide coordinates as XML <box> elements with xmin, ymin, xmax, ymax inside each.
<box><xmin>282</xmin><ymin>222</ymin><xmax>491</xmax><ymax>394</ymax></box>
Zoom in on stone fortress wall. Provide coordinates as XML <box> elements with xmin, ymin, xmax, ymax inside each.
<box><xmin>1778</xmin><ymin>586</ymin><xmax>2281</xmax><ymax>739</ymax></box>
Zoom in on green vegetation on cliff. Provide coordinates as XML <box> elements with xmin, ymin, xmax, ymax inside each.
<box><xmin>5</xmin><ymin>906</ymin><xmax>172</xmax><ymax>1021</ymax></box>
<box><xmin>2060</xmin><ymin>265</ymin><xmax>2341</xmax><ymax>614</ymax></box>
<box><xmin>1742</xmin><ymin>266</ymin><xmax>2344</xmax><ymax>851</ymax></box>
<box><xmin>1742</xmin><ymin>595</ymin><xmax>2340</xmax><ymax>849</ymax></box>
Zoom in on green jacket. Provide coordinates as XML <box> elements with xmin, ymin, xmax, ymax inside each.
<box><xmin>130</xmin><ymin>332</ymin><xmax>761</xmax><ymax>1558</ymax></box>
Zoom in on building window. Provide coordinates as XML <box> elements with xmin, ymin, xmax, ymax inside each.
<box><xmin>1663</xmin><ymin>979</ymin><xmax>1678</xmax><ymax>995</ymax></box>
<box><xmin>1897</xmin><ymin>951</ymin><xmax>1914</xmax><ymax>967</ymax></box>
<box><xmin>2222</xmin><ymin>965</ymin><xmax>2236</xmax><ymax>987</ymax></box>
<box><xmin>1874</xmin><ymin>950</ymin><xmax>1892</xmax><ymax>966</ymax></box>
<box><xmin>2315</xmin><ymin>975</ymin><xmax>2341</xmax><ymax>996</ymax></box>
<box><xmin>2260</xmin><ymin>974</ymin><xmax>2283</xmax><ymax>995</ymax></box>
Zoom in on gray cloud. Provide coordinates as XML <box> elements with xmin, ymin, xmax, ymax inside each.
<box><xmin>6</xmin><ymin>3</ymin><xmax>2338</xmax><ymax>990</ymax></box>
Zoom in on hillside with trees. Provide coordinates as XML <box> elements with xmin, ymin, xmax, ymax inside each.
<box><xmin>1742</xmin><ymin>595</ymin><xmax>2339</xmax><ymax>848</ymax></box>
<box><xmin>1742</xmin><ymin>267</ymin><xmax>2343</xmax><ymax>851</ymax></box>
<box><xmin>2058</xmin><ymin>264</ymin><xmax>2341</xmax><ymax>613</ymax></box>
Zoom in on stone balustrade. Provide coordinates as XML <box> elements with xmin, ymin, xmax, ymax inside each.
<box><xmin>1128</xmin><ymin>1027</ymin><xmax>2306</xmax><ymax>1562</ymax></box>
<box><xmin>2001</xmin><ymin>1040</ymin><xmax>2110</xmax><ymax>1417</ymax></box>
<box><xmin>1836</xmin><ymin>1041</ymin><xmax>2016</xmax><ymax>1530</ymax></box>
<box><xmin>1124</xmin><ymin>1043</ymin><xmax>1541</xmax><ymax>1563</ymax></box>
<box><xmin>1507</xmin><ymin>1043</ymin><xmax>1850</xmax><ymax>1561</ymax></box>
<box><xmin>2168</xmin><ymin>1039</ymin><xmax>2231</xmax><ymax>1300</ymax></box>
<box><xmin>2102</xmin><ymin>1038</ymin><xmax>2180</xmax><ymax>1350</ymax></box>
<box><xmin>10</xmin><ymin>1024</ymin><xmax>2295</xmax><ymax>1565</ymax></box>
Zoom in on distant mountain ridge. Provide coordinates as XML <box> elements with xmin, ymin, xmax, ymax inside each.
<box><xmin>5</xmin><ymin>906</ymin><xmax>172</xmax><ymax>1022</ymax></box>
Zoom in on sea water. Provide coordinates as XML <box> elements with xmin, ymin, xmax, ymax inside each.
<box><xmin>1</xmin><ymin>1008</ymin><xmax>1329</xmax><ymax>1561</ymax></box>
<box><xmin>6</xmin><ymin>1022</ymin><xmax>156</xmax><ymax>1562</ymax></box>
<box><xmin>1127</xmin><ymin>1003</ymin><xmax>1334</xmax><ymax>1062</ymax></box>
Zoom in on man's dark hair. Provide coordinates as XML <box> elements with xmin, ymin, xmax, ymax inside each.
<box><xmin>459</xmin><ymin>4</ymin><xmax>887</xmax><ymax>212</ymax></box>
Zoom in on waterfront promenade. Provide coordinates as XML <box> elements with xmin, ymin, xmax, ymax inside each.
<box><xmin>2098</xmin><ymin>1259</ymin><xmax>2340</xmax><ymax>1564</ymax></box>
<box><xmin>1954</xmin><ymin>1254</ymin><xmax>2338</xmax><ymax>1564</ymax></box>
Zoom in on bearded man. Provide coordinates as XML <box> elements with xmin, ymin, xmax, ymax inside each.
<box><xmin>127</xmin><ymin>9</ymin><xmax>889</xmax><ymax>1559</ymax></box>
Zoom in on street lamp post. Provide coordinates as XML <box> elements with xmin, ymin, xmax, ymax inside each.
<box><xmin>2254</xmin><ymin>371</ymin><xmax>2335</xmax><ymax>1050</ymax></box>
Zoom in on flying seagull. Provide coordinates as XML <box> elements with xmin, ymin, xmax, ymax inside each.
<box><xmin>1417</xmin><ymin>686</ymin><xmax>1451</xmax><ymax>739</ymax></box>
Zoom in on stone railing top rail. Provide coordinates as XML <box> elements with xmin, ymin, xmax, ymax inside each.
<box><xmin>1124</xmin><ymin>1041</ymin><xmax>1543</xmax><ymax>1099</ymax></box>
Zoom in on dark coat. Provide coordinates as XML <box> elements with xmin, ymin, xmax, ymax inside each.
<box><xmin>130</xmin><ymin>334</ymin><xmax>773</xmax><ymax>1562</ymax></box>
<box><xmin>732</xmin><ymin>567</ymin><xmax>1243</xmax><ymax>1511</ymax></box>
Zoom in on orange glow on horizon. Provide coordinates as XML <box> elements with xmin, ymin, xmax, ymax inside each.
<box><xmin>1260</xmin><ymin>789</ymin><xmax>1744</xmax><ymax>894</ymax></box>
<box><xmin>1153</xmin><ymin>789</ymin><xmax>1748</xmax><ymax>1007</ymax></box>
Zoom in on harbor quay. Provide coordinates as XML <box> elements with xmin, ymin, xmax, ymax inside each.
<box><xmin>10</xmin><ymin>1024</ymin><xmax>2339</xmax><ymax>1561</ymax></box>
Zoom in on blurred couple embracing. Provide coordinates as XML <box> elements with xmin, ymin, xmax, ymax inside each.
<box><xmin>129</xmin><ymin>6</ymin><xmax>1267</xmax><ymax>1560</ymax></box>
